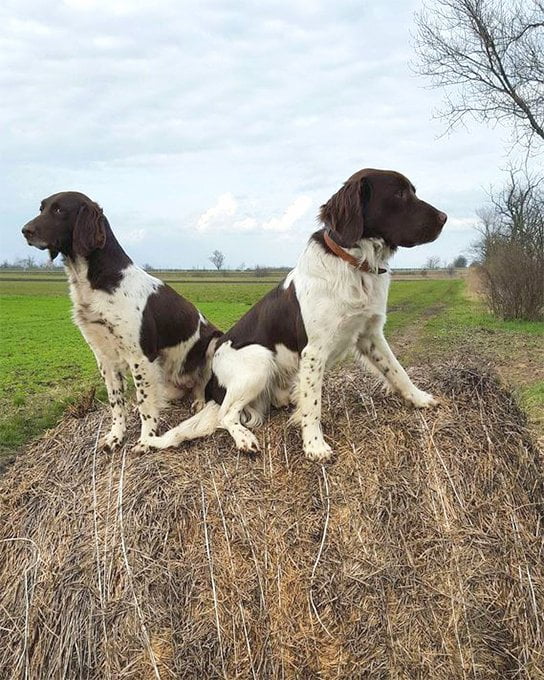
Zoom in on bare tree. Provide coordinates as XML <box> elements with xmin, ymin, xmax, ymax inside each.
<box><xmin>425</xmin><ymin>255</ymin><xmax>442</xmax><ymax>269</ymax></box>
<box><xmin>475</xmin><ymin>168</ymin><xmax>544</xmax><ymax>319</ymax></box>
<box><xmin>209</xmin><ymin>250</ymin><xmax>225</xmax><ymax>271</ymax></box>
<box><xmin>414</xmin><ymin>0</ymin><xmax>544</xmax><ymax>149</ymax></box>
<box><xmin>21</xmin><ymin>255</ymin><xmax>36</xmax><ymax>269</ymax></box>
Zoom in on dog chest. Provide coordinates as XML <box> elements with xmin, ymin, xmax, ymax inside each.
<box><xmin>68</xmin><ymin>277</ymin><xmax>138</xmax><ymax>357</ymax></box>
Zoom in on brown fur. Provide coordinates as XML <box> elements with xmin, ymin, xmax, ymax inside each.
<box><xmin>320</xmin><ymin>168</ymin><xmax>446</xmax><ymax>248</ymax></box>
<box><xmin>73</xmin><ymin>201</ymin><xmax>106</xmax><ymax>258</ymax></box>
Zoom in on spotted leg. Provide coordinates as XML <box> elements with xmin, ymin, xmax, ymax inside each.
<box><xmin>130</xmin><ymin>359</ymin><xmax>163</xmax><ymax>452</ymax></box>
<box><xmin>97</xmin><ymin>358</ymin><xmax>127</xmax><ymax>451</ymax></box>
<box><xmin>294</xmin><ymin>344</ymin><xmax>332</xmax><ymax>462</ymax></box>
<box><xmin>356</xmin><ymin>332</ymin><xmax>438</xmax><ymax>407</ymax></box>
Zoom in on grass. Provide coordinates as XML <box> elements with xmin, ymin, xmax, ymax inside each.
<box><xmin>1</xmin><ymin>274</ymin><xmax>542</xmax><ymax>465</ymax></box>
<box><xmin>0</xmin><ymin>296</ymin><xmax>101</xmax><ymax>456</ymax></box>
<box><xmin>389</xmin><ymin>279</ymin><xmax>544</xmax><ymax>429</ymax></box>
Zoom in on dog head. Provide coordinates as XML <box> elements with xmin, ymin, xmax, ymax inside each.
<box><xmin>320</xmin><ymin>168</ymin><xmax>447</xmax><ymax>248</ymax></box>
<box><xmin>22</xmin><ymin>191</ymin><xmax>107</xmax><ymax>260</ymax></box>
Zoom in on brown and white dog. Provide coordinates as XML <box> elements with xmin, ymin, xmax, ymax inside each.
<box><xmin>135</xmin><ymin>168</ymin><xmax>447</xmax><ymax>461</ymax></box>
<box><xmin>22</xmin><ymin>192</ymin><xmax>221</xmax><ymax>452</ymax></box>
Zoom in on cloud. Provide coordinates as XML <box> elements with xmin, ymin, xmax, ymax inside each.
<box><xmin>262</xmin><ymin>195</ymin><xmax>312</xmax><ymax>232</ymax></box>
<box><xmin>232</xmin><ymin>217</ymin><xmax>258</xmax><ymax>231</ymax></box>
<box><xmin>62</xmin><ymin>0</ymin><xmax>157</xmax><ymax>14</ymax></box>
<box><xmin>196</xmin><ymin>193</ymin><xmax>238</xmax><ymax>232</ymax></box>
<box><xmin>119</xmin><ymin>228</ymin><xmax>147</xmax><ymax>243</ymax></box>
<box><xmin>0</xmin><ymin>0</ymin><xmax>525</xmax><ymax>267</ymax></box>
<box><xmin>196</xmin><ymin>194</ymin><xmax>312</xmax><ymax>235</ymax></box>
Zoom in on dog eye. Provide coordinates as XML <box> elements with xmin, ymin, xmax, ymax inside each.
<box><xmin>395</xmin><ymin>189</ymin><xmax>407</xmax><ymax>199</ymax></box>
<box><xmin>53</xmin><ymin>206</ymin><xmax>63</xmax><ymax>215</ymax></box>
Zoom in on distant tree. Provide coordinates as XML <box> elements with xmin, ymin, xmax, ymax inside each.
<box><xmin>453</xmin><ymin>255</ymin><xmax>468</xmax><ymax>268</ymax></box>
<box><xmin>254</xmin><ymin>265</ymin><xmax>270</xmax><ymax>278</ymax></box>
<box><xmin>21</xmin><ymin>255</ymin><xmax>36</xmax><ymax>269</ymax></box>
<box><xmin>209</xmin><ymin>250</ymin><xmax>225</xmax><ymax>270</ymax></box>
<box><xmin>142</xmin><ymin>263</ymin><xmax>154</xmax><ymax>271</ymax></box>
<box><xmin>414</xmin><ymin>0</ymin><xmax>544</xmax><ymax>150</ymax></box>
<box><xmin>425</xmin><ymin>256</ymin><xmax>441</xmax><ymax>270</ymax></box>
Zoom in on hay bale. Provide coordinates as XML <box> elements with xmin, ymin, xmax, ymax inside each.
<box><xmin>1</xmin><ymin>362</ymin><xmax>543</xmax><ymax>679</ymax></box>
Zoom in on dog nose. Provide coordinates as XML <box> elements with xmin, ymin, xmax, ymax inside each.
<box><xmin>438</xmin><ymin>211</ymin><xmax>448</xmax><ymax>226</ymax></box>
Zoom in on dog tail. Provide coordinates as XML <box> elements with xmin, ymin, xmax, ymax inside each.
<box><xmin>151</xmin><ymin>401</ymin><xmax>221</xmax><ymax>449</ymax></box>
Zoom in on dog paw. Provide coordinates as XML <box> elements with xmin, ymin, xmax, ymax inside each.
<box><xmin>304</xmin><ymin>438</ymin><xmax>333</xmax><ymax>463</ymax></box>
<box><xmin>234</xmin><ymin>430</ymin><xmax>260</xmax><ymax>454</ymax></box>
<box><xmin>99</xmin><ymin>431</ymin><xmax>125</xmax><ymax>452</ymax></box>
<box><xmin>404</xmin><ymin>389</ymin><xmax>439</xmax><ymax>409</ymax></box>
<box><xmin>132</xmin><ymin>443</ymin><xmax>148</xmax><ymax>454</ymax></box>
<box><xmin>132</xmin><ymin>436</ymin><xmax>157</xmax><ymax>454</ymax></box>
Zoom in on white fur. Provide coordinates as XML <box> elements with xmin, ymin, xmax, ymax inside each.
<box><xmin>66</xmin><ymin>258</ymin><xmax>214</xmax><ymax>451</ymax></box>
<box><xmin>146</xmin><ymin>236</ymin><xmax>437</xmax><ymax>460</ymax></box>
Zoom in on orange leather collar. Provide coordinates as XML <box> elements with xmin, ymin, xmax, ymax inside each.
<box><xmin>324</xmin><ymin>231</ymin><xmax>387</xmax><ymax>274</ymax></box>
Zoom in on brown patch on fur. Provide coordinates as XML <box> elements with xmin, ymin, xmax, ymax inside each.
<box><xmin>218</xmin><ymin>281</ymin><xmax>308</xmax><ymax>355</ymax></box>
<box><xmin>139</xmin><ymin>284</ymin><xmax>217</xmax><ymax>362</ymax></box>
<box><xmin>72</xmin><ymin>201</ymin><xmax>106</xmax><ymax>258</ymax></box>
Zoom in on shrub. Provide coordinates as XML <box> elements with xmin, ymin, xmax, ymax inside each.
<box><xmin>475</xmin><ymin>170</ymin><xmax>544</xmax><ymax>321</ymax></box>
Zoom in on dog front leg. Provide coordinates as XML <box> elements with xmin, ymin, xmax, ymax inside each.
<box><xmin>295</xmin><ymin>345</ymin><xmax>332</xmax><ymax>462</ymax></box>
<box><xmin>130</xmin><ymin>359</ymin><xmax>163</xmax><ymax>452</ymax></box>
<box><xmin>98</xmin><ymin>360</ymin><xmax>127</xmax><ymax>451</ymax></box>
<box><xmin>356</xmin><ymin>333</ymin><xmax>438</xmax><ymax>408</ymax></box>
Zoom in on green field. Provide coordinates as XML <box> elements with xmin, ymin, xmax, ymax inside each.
<box><xmin>1</xmin><ymin>273</ymin><xmax>542</xmax><ymax>466</ymax></box>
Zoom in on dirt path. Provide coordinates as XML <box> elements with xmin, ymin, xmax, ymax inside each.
<box><xmin>387</xmin><ymin>285</ymin><xmax>544</xmax><ymax>436</ymax></box>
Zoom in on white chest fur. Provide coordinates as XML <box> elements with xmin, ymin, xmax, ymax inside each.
<box><xmin>66</xmin><ymin>259</ymin><xmax>160</xmax><ymax>357</ymax></box>
<box><xmin>289</xmin><ymin>238</ymin><xmax>392</xmax><ymax>363</ymax></box>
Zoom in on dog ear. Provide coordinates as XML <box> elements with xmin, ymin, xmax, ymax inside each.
<box><xmin>319</xmin><ymin>177</ymin><xmax>369</xmax><ymax>248</ymax></box>
<box><xmin>73</xmin><ymin>201</ymin><xmax>106</xmax><ymax>257</ymax></box>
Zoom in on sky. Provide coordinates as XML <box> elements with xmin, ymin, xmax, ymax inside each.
<box><xmin>0</xmin><ymin>0</ymin><xmax>528</xmax><ymax>269</ymax></box>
